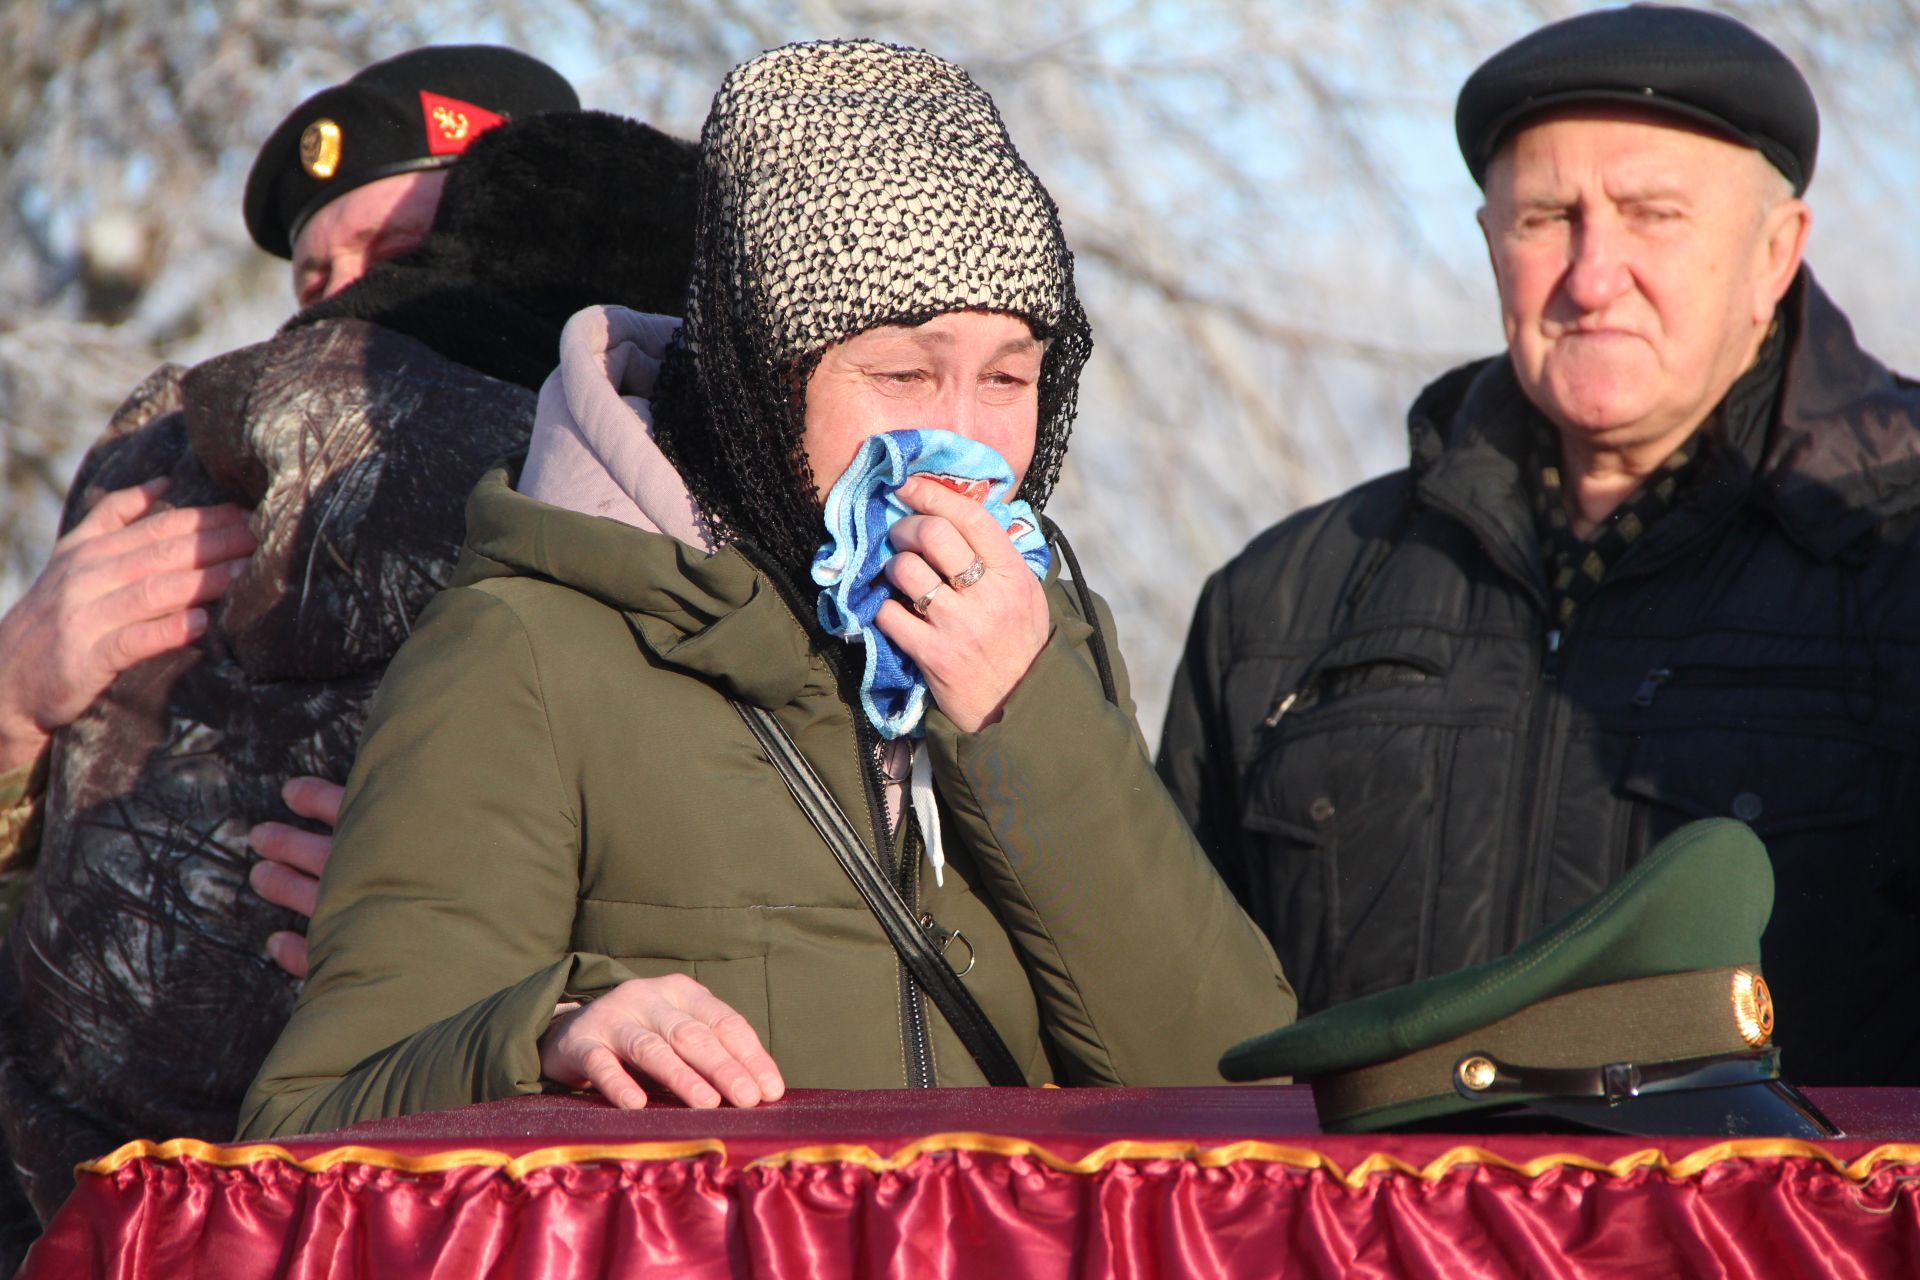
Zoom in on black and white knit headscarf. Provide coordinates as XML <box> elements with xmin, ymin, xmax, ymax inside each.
<box><xmin>650</xmin><ymin>39</ymin><xmax>1093</xmax><ymax>581</ymax></box>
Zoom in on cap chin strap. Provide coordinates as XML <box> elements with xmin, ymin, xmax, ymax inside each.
<box><xmin>1451</xmin><ymin>1046</ymin><xmax>1840</xmax><ymax>1137</ymax></box>
<box><xmin>1452</xmin><ymin>1046</ymin><xmax>1786</xmax><ymax>1106</ymax></box>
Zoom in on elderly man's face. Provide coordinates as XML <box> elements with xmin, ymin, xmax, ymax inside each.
<box><xmin>290</xmin><ymin>169</ymin><xmax>449</xmax><ymax>308</ymax></box>
<box><xmin>801</xmin><ymin>310</ymin><xmax>1044</xmax><ymax>500</ymax></box>
<box><xmin>1478</xmin><ymin>109</ymin><xmax>1807</xmax><ymax>462</ymax></box>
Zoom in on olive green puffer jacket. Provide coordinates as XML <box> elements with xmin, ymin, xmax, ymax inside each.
<box><xmin>241</xmin><ymin>463</ymin><xmax>1293</xmax><ymax>1137</ymax></box>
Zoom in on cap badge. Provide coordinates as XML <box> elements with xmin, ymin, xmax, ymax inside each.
<box><xmin>1457</xmin><ymin>1055</ymin><xmax>1498</xmax><ymax>1092</ymax></box>
<box><xmin>299</xmin><ymin>119</ymin><xmax>342</xmax><ymax>180</ymax></box>
<box><xmin>431</xmin><ymin>103</ymin><xmax>468</xmax><ymax>141</ymax></box>
<box><xmin>1731</xmin><ymin>969</ymin><xmax>1774</xmax><ymax>1047</ymax></box>
<box><xmin>418</xmin><ymin>91</ymin><xmax>507</xmax><ymax>157</ymax></box>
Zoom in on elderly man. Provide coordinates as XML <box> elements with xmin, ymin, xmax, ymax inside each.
<box><xmin>1160</xmin><ymin>5</ymin><xmax>1920</xmax><ymax>1087</ymax></box>
<box><xmin>0</xmin><ymin>45</ymin><xmax>577</xmax><ymax>943</ymax></box>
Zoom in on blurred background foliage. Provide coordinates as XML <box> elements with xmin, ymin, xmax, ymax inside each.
<box><xmin>4</xmin><ymin>0</ymin><xmax>1916</xmax><ymax>730</ymax></box>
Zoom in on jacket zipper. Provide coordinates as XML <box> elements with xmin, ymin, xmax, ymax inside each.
<box><xmin>1418</xmin><ymin>474</ymin><xmax>1760</xmax><ymax>938</ymax></box>
<box><xmin>897</xmin><ymin>810</ymin><xmax>936</xmax><ymax>1087</ymax></box>
<box><xmin>1263</xmin><ymin>666</ymin><xmax>1434</xmax><ymax>726</ymax></box>
<box><xmin>737</xmin><ymin>543</ymin><xmax>936</xmax><ymax>1088</ymax></box>
<box><xmin>1516</xmin><ymin>520</ymin><xmax>1771</xmax><ymax>922</ymax></box>
<box><xmin>1632</xmin><ymin>664</ymin><xmax>1874</xmax><ymax>707</ymax></box>
<box><xmin>1514</xmin><ymin>620</ymin><xmax>1571</xmax><ymax>930</ymax></box>
<box><xmin>847</xmin><ymin>670</ymin><xmax>935</xmax><ymax>1088</ymax></box>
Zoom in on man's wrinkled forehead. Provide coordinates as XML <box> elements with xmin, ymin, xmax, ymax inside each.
<box><xmin>1482</xmin><ymin>104</ymin><xmax>1772</xmax><ymax>198</ymax></box>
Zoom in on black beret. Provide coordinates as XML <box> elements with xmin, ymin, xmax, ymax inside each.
<box><xmin>244</xmin><ymin>45</ymin><xmax>579</xmax><ymax>259</ymax></box>
<box><xmin>1456</xmin><ymin>5</ymin><xmax>1819</xmax><ymax>195</ymax></box>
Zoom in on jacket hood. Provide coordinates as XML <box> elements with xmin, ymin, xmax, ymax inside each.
<box><xmin>518</xmin><ymin>305</ymin><xmax>708</xmax><ymax>547</ymax></box>
<box><xmin>459</xmin><ymin>460</ymin><xmax>828</xmax><ymax>710</ymax></box>
<box><xmin>1758</xmin><ymin>272</ymin><xmax>1920</xmax><ymax>555</ymax></box>
<box><xmin>495</xmin><ymin>304</ymin><xmax>826</xmax><ymax>706</ymax></box>
<box><xmin>1408</xmin><ymin>268</ymin><xmax>1920</xmax><ymax>562</ymax></box>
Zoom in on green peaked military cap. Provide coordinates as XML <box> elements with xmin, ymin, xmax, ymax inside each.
<box><xmin>1221</xmin><ymin>819</ymin><xmax>1838</xmax><ymax>1137</ymax></box>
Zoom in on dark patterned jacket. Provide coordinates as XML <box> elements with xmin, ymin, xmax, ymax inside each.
<box><xmin>0</xmin><ymin>320</ymin><xmax>534</xmax><ymax>1220</ymax></box>
<box><xmin>1159</xmin><ymin>270</ymin><xmax>1920</xmax><ymax>1087</ymax></box>
<box><xmin>0</xmin><ymin>109</ymin><xmax>697</xmax><ymax>1232</ymax></box>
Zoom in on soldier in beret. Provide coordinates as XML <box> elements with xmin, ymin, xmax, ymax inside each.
<box><xmin>1161</xmin><ymin>5</ymin><xmax>1920</xmax><ymax>1088</ymax></box>
<box><xmin>0</xmin><ymin>49</ymin><xmax>695</xmax><ymax>1258</ymax></box>
<box><xmin>243</xmin><ymin>44</ymin><xmax>579</xmax><ymax>306</ymax></box>
<box><xmin>0</xmin><ymin>45</ymin><xmax>579</xmax><ymax>955</ymax></box>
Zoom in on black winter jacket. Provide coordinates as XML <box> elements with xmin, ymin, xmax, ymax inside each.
<box><xmin>1159</xmin><ymin>271</ymin><xmax>1920</xmax><ymax>1086</ymax></box>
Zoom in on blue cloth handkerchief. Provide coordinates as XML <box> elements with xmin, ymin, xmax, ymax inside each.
<box><xmin>812</xmin><ymin>429</ymin><xmax>1051</xmax><ymax>739</ymax></box>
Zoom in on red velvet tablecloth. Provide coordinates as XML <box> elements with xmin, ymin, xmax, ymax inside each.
<box><xmin>22</xmin><ymin>1087</ymin><xmax>1920</xmax><ymax>1278</ymax></box>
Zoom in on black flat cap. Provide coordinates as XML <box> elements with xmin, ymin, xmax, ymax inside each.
<box><xmin>1456</xmin><ymin>4</ymin><xmax>1819</xmax><ymax>194</ymax></box>
<box><xmin>244</xmin><ymin>45</ymin><xmax>578</xmax><ymax>259</ymax></box>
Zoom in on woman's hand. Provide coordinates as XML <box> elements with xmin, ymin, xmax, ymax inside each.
<box><xmin>538</xmin><ymin>974</ymin><xmax>786</xmax><ymax>1110</ymax></box>
<box><xmin>875</xmin><ymin>476</ymin><xmax>1050</xmax><ymax>732</ymax></box>
<box><xmin>247</xmin><ymin>776</ymin><xmax>345</xmax><ymax>978</ymax></box>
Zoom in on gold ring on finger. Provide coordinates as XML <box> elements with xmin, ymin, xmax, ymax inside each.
<box><xmin>949</xmin><ymin>558</ymin><xmax>987</xmax><ymax>590</ymax></box>
<box><xmin>913</xmin><ymin>582</ymin><xmax>950</xmax><ymax>617</ymax></box>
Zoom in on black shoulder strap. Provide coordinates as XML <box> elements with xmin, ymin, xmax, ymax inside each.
<box><xmin>731</xmin><ymin>700</ymin><xmax>1026</xmax><ymax>1086</ymax></box>
<box><xmin>1041</xmin><ymin>516</ymin><xmax>1119</xmax><ymax>707</ymax></box>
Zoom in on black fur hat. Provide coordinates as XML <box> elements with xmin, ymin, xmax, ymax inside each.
<box><xmin>431</xmin><ymin>109</ymin><xmax>698</xmax><ymax>324</ymax></box>
<box><xmin>291</xmin><ymin>110</ymin><xmax>699</xmax><ymax>390</ymax></box>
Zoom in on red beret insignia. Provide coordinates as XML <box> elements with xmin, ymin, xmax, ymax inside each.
<box><xmin>418</xmin><ymin>90</ymin><xmax>506</xmax><ymax>156</ymax></box>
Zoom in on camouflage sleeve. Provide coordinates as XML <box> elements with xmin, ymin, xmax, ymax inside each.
<box><xmin>0</xmin><ymin>751</ymin><xmax>46</xmax><ymax>935</ymax></box>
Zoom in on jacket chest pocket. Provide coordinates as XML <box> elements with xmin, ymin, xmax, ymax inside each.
<box><xmin>1617</xmin><ymin>659</ymin><xmax>1891</xmax><ymax>843</ymax></box>
<box><xmin>1615</xmin><ymin>674</ymin><xmax>1920</xmax><ymax>1081</ymax></box>
<box><xmin>1619</xmin><ymin>728</ymin><xmax>1884</xmax><ymax>838</ymax></box>
<box><xmin>1237</xmin><ymin>645</ymin><xmax>1480</xmax><ymax>1012</ymax></box>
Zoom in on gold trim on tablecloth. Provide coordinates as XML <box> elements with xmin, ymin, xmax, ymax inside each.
<box><xmin>77</xmin><ymin>1133</ymin><xmax>1920</xmax><ymax>1193</ymax></box>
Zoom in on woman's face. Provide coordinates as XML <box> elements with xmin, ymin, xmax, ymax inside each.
<box><xmin>800</xmin><ymin>310</ymin><xmax>1044</xmax><ymax>501</ymax></box>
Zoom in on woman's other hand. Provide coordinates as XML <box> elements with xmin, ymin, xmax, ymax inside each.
<box><xmin>876</xmin><ymin>475</ymin><xmax>1050</xmax><ymax>731</ymax></box>
<box><xmin>538</xmin><ymin>974</ymin><xmax>786</xmax><ymax>1110</ymax></box>
<box><xmin>247</xmin><ymin>776</ymin><xmax>345</xmax><ymax>978</ymax></box>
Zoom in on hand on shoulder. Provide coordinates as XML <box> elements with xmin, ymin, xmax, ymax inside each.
<box><xmin>0</xmin><ymin>478</ymin><xmax>255</xmax><ymax>770</ymax></box>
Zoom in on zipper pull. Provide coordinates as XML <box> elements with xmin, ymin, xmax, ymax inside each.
<box><xmin>1542</xmin><ymin>628</ymin><xmax>1564</xmax><ymax>680</ymax></box>
<box><xmin>1263</xmin><ymin>689</ymin><xmax>1301</xmax><ymax>728</ymax></box>
<box><xmin>1632</xmin><ymin>667</ymin><xmax>1672</xmax><ymax>708</ymax></box>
